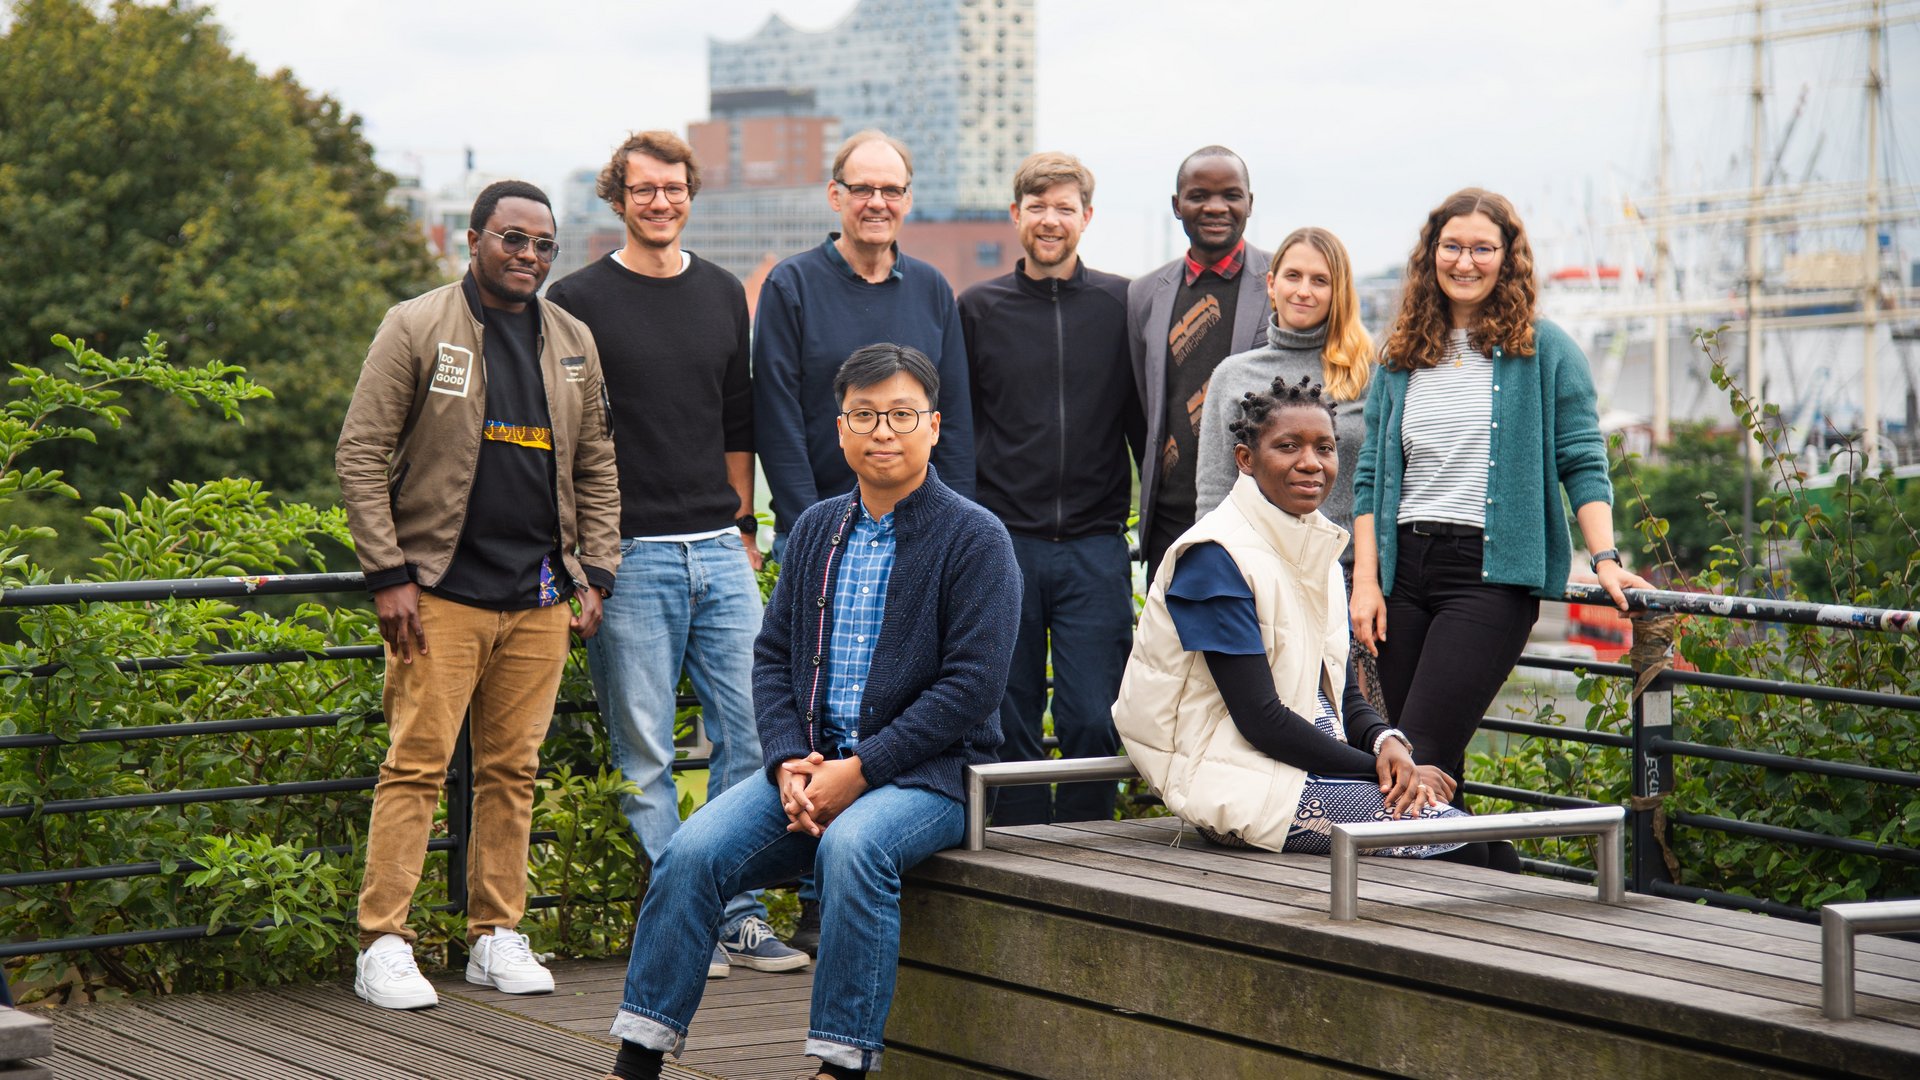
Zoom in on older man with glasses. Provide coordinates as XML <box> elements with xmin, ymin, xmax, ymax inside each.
<box><xmin>750</xmin><ymin>128</ymin><xmax>977</xmax><ymax>955</ymax></box>
<box><xmin>336</xmin><ymin>179</ymin><xmax>620</xmax><ymax>1009</ymax></box>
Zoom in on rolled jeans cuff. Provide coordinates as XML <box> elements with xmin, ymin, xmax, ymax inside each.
<box><xmin>805</xmin><ymin>1035</ymin><xmax>884</xmax><ymax>1072</ymax></box>
<box><xmin>610</xmin><ymin>1005</ymin><xmax>685</xmax><ymax>1057</ymax></box>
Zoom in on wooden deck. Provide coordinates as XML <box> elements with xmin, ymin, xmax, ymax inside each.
<box><xmin>29</xmin><ymin>960</ymin><xmax>813</xmax><ymax>1079</ymax></box>
<box><xmin>888</xmin><ymin>817</ymin><xmax>1920</xmax><ymax>1078</ymax></box>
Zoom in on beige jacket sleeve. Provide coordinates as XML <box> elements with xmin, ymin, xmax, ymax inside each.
<box><xmin>335</xmin><ymin>307</ymin><xmax>417</xmax><ymax>581</ymax></box>
<box><xmin>569</xmin><ymin>338</ymin><xmax>622</xmax><ymax>591</ymax></box>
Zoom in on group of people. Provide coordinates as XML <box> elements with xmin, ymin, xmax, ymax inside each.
<box><xmin>333</xmin><ymin>126</ymin><xmax>1648</xmax><ymax>1080</ymax></box>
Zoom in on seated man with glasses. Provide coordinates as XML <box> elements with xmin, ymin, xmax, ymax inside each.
<box><xmin>604</xmin><ymin>343</ymin><xmax>1021</xmax><ymax>1080</ymax></box>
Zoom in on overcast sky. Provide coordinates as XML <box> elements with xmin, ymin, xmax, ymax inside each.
<box><xmin>199</xmin><ymin>0</ymin><xmax>1918</xmax><ymax>278</ymax></box>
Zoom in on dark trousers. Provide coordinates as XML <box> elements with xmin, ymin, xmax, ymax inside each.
<box><xmin>994</xmin><ymin>532</ymin><xmax>1134</xmax><ymax>825</ymax></box>
<box><xmin>1375</xmin><ymin>526</ymin><xmax>1539</xmax><ymax>801</ymax></box>
<box><xmin>1143</xmin><ymin>507</ymin><xmax>1193</xmax><ymax>586</ymax></box>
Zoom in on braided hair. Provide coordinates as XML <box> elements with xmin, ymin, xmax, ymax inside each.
<box><xmin>1228</xmin><ymin>375</ymin><xmax>1337</xmax><ymax>449</ymax></box>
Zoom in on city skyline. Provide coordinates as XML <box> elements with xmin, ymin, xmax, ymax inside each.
<box><xmin>194</xmin><ymin>0</ymin><xmax>1920</xmax><ymax>280</ymax></box>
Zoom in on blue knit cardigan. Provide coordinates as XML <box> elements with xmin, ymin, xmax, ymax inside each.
<box><xmin>754</xmin><ymin>466</ymin><xmax>1021</xmax><ymax>804</ymax></box>
<box><xmin>1351</xmin><ymin>319</ymin><xmax>1613</xmax><ymax>600</ymax></box>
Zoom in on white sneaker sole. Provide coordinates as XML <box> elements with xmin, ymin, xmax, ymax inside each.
<box><xmin>355</xmin><ymin>973</ymin><xmax>438</xmax><ymax>1010</ymax></box>
<box><xmin>465</xmin><ymin>962</ymin><xmax>554</xmax><ymax>995</ymax></box>
<box><xmin>721</xmin><ymin>949</ymin><xmax>812</xmax><ymax>973</ymax></box>
<box><xmin>707</xmin><ymin>959</ymin><xmax>730</xmax><ymax>979</ymax></box>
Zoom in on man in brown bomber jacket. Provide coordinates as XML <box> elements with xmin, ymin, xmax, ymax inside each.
<box><xmin>336</xmin><ymin>180</ymin><xmax>620</xmax><ymax>1010</ymax></box>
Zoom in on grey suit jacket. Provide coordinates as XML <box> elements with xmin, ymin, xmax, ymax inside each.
<box><xmin>1126</xmin><ymin>243</ymin><xmax>1273</xmax><ymax>554</ymax></box>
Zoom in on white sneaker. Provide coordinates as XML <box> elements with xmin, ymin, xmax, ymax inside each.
<box><xmin>355</xmin><ymin>934</ymin><xmax>438</xmax><ymax>1010</ymax></box>
<box><xmin>465</xmin><ymin>927</ymin><xmax>554</xmax><ymax>995</ymax></box>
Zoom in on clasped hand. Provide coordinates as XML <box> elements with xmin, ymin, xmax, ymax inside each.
<box><xmin>777</xmin><ymin>752</ymin><xmax>869</xmax><ymax>836</ymax></box>
<box><xmin>1373</xmin><ymin>740</ymin><xmax>1456</xmax><ymax>819</ymax></box>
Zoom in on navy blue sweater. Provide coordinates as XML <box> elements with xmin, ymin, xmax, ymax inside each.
<box><xmin>752</xmin><ymin>237</ymin><xmax>977</xmax><ymax>532</ymax></box>
<box><xmin>754</xmin><ymin>467</ymin><xmax>1020</xmax><ymax>804</ymax></box>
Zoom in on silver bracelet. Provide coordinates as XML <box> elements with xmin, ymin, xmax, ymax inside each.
<box><xmin>1372</xmin><ymin>728</ymin><xmax>1411</xmax><ymax>756</ymax></box>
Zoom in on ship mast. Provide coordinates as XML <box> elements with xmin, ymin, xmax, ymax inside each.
<box><xmin>1745</xmin><ymin>0</ymin><xmax>1767</xmax><ymax>479</ymax></box>
<box><xmin>1654</xmin><ymin>0</ymin><xmax>1674</xmax><ymax>446</ymax></box>
<box><xmin>1863</xmin><ymin>0</ymin><xmax>1884</xmax><ymax>468</ymax></box>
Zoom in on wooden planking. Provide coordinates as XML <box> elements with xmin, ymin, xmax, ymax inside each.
<box><xmin>0</xmin><ymin>1009</ymin><xmax>51</xmax><ymax>1064</ymax></box>
<box><xmin>0</xmin><ymin>964</ymin><xmax>814</xmax><ymax>1080</ymax></box>
<box><xmin>897</xmin><ymin>888</ymin><xmax>1804</xmax><ymax>1080</ymax></box>
<box><xmin>1113</xmin><ymin>816</ymin><xmax>1920</xmax><ymax>964</ymax></box>
<box><xmin>1002</xmin><ymin>819</ymin><xmax>1920</xmax><ymax>1010</ymax></box>
<box><xmin>36</xmin><ymin>977</ymin><xmax>745</xmax><ymax>1080</ymax></box>
<box><xmin>990</xmin><ymin>822</ymin><xmax>1920</xmax><ymax>1037</ymax></box>
<box><xmin>1040</xmin><ymin>820</ymin><xmax>1920</xmax><ymax>1006</ymax></box>
<box><xmin>433</xmin><ymin>958</ymin><xmax>819</xmax><ymax>1079</ymax></box>
<box><xmin>903</xmin><ymin>821</ymin><xmax>1920</xmax><ymax>1077</ymax></box>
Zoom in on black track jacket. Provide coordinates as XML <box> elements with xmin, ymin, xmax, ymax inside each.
<box><xmin>959</xmin><ymin>259</ymin><xmax>1144</xmax><ymax>541</ymax></box>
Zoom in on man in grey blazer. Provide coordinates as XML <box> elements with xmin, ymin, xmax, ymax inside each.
<box><xmin>1126</xmin><ymin>145</ymin><xmax>1273</xmax><ymax>581</ymax></box>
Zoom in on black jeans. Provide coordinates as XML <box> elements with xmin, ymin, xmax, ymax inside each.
<box><xmin>1376</xmin><ymin>526</ymin><xmax>1539</xmax><ymax>801</ymax></box>
<box><xmin>993</xmin><ymin>532</ymin><xmax>1134</xmax><ymax>825</ymax></box>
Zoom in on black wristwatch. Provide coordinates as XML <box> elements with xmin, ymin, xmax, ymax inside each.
<box><xmin>736</xmin><ymin>514</ymin><xmax>759</xmax><ymax>536</ymax></box>
<box><xmin>1590</xmin><ymin>548</ymin><xmax>1621</xmax><ymax>572</ymax></box>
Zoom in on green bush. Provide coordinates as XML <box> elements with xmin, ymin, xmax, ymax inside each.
<box><xmin>1475</xmin><ymin>329</ymin><xmax>1919</xmax><ymax>910</ymax></box>
<box><xmin>0</xmin><ymin>334</ymin><xmax>651</xmax><ymax>1001</ymax></box>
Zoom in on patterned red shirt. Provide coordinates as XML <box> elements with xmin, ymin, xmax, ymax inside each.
<box><xmin>1182</xmin><ymin>238</ymin><xmax>1247</xmax><ymax>286</ymax></box>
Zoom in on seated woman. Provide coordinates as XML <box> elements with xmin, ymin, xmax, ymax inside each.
<box><xmin>1114</xmin><ymin>376</ymin><xmax>1514</xmax><ymax>867</ymax></box>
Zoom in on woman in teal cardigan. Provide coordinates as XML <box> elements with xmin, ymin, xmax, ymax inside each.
<box><xmin>1349</xmin><ymin>187</ymin><xmax>1649</xmax><ymax>803</ymax></box>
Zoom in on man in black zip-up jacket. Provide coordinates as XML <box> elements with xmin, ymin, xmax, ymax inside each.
<box><xmin>958</xmin><ymin>152</ymin><xmax>1144</xmax><ymax>825</ymax></box>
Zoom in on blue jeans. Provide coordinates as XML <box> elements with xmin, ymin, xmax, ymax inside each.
<box><xmin>610</xmin><ymin>772</ymin><xmax>964</xmax><ymax>1070</ymax></box>
<box><xmin>586</xmin><ymin>534</ymin><xmax>766</xmax><ymax>934</ymax></box>
<box><xmin>994</xmin><ymin>532</ymin><xmax>1133</xmax><ymax>825</ymax></box>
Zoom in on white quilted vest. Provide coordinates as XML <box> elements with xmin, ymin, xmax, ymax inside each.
<box><xmin>1113</xmin><ymin>473</ymin><xmax>1351</xmax><ymax>851</ymax></box>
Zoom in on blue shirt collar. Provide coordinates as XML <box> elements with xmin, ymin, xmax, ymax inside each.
<box><xmin>824</xmin><ymin>233</ymin><xmax>904</xmax><ymax>283</ymax></box>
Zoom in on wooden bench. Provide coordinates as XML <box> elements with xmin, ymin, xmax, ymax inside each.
<box><xmin>886</xmin><ymin>817</ymin><xmax>1920</xmax><ymax>1079</ymax></box>
<box><xmin>0</xmin><ymin>1007</ymin><xmax>51</xmax><ymax>1080</ymax></box>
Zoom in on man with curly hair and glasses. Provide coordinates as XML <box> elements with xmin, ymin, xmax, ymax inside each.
<box><xmin>546</xmin><ymin>131</ymin><xmax>807</xmax><ymax>980</ymax></box>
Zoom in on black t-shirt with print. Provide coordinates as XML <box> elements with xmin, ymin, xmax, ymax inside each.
<box><xmin>431</xmin><ymin>304</ymin><xmax>566</xmax><ymax>610</ymax></box>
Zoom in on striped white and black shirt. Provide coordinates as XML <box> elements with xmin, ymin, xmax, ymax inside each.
<box><xmin>1398</xmin><ymin>330</ymin><xmax>1493</xmax><ymax>528</ymax></box>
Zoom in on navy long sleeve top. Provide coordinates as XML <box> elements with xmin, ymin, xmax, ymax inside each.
<box><xmin>754</xmin><ymin>466</ymin><xmax>1019</xmax><ymax>803</ymax></box>
<box><xmin>752</xmin><ymin>237</ymin><xmax>976</xmax><ymax>533</ymax></box>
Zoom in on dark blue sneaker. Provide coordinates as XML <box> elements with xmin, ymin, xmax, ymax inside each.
<box><xmin>719</xmin><ymin>915</ymin><xmax>811</xmax><ymax>972</ymax></box>
<box><xmin>707</xmin><ymin>944</ymin><xmax>729</xmax><ymax>979</ymax></box>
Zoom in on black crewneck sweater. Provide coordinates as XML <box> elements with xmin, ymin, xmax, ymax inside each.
<box><xmin>546</xmin><ymin>251</ymin><xmax>753</xmax><ymax>537</ymax></box>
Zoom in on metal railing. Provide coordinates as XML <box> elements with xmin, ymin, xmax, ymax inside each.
<box><xmin>1328</xmin><ymin>807</ymin><xmax>1626</xmax><ymax>921</ymax></box>
<box><xmin>1821</xmin><ymin>899</ymin><xmax>1920</xmax><ymax>1018</ymax></box>
<box><xmin>0</xmin><ymin>572</ymin><xmax>708</xmax><ymax>960</ymax></box>
<box><xmin>3</xmin><ymin>574</ymin><xmax>1918</xmax><ymax>1010</ymax></box>
<box><xmin>963</xmin><ymin>756</ymin><xmax>1138</xmax><ymax>850</ymax></box>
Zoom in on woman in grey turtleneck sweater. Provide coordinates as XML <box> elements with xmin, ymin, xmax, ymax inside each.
<box><xmin>1194</xmin><ymin>227</ymin><xmax>1376</xmax><ymax>562</ymax></box>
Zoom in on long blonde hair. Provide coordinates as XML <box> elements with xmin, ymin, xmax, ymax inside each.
<box><xmin>1271</xmin><ymin>227</ymin><xmax>1373</xmax><ymax>400</ymax></box>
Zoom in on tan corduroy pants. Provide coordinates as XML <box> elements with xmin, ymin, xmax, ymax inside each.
<box><xmin>356</xmin><ymin>593</ymin><xmax>571</xmax><ymax>947</ymax></box>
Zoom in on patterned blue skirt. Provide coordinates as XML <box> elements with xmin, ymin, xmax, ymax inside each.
<box><xmin>1282</xmin><ymin>778</ymin><xmax>1466</xmax><ymax>858</ymax></box>
<box><xmin>1285</xmin><ymin>690</ymin><xmax>1466</xmax><ymax>859</ymax></box>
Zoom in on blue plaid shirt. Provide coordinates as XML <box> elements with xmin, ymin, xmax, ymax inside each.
<box><xmin>825</xmin><ymin>502</ymin><xmax>896</xmax><ymax>749</ymax></box>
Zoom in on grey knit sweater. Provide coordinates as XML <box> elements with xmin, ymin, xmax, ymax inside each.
<box><xmin>1194</xmin><ymin>318</ymin><xmax>1368</xmax><ymax>562</ymax></box>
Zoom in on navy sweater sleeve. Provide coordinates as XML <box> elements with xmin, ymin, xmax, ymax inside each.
<box><xmin>754</xmin><ymin>505</ymin><xmax>811</xmax><ymax>778</ymax></box>
<box><xmin>752</xmin><ymin>274</ymin><xmax>817</xmax><ymax>530</ymax></box>
<box><xmin>930</xmin><ymin>287</ymin><xmax>976</xmax><ymax>497</ymax></box>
